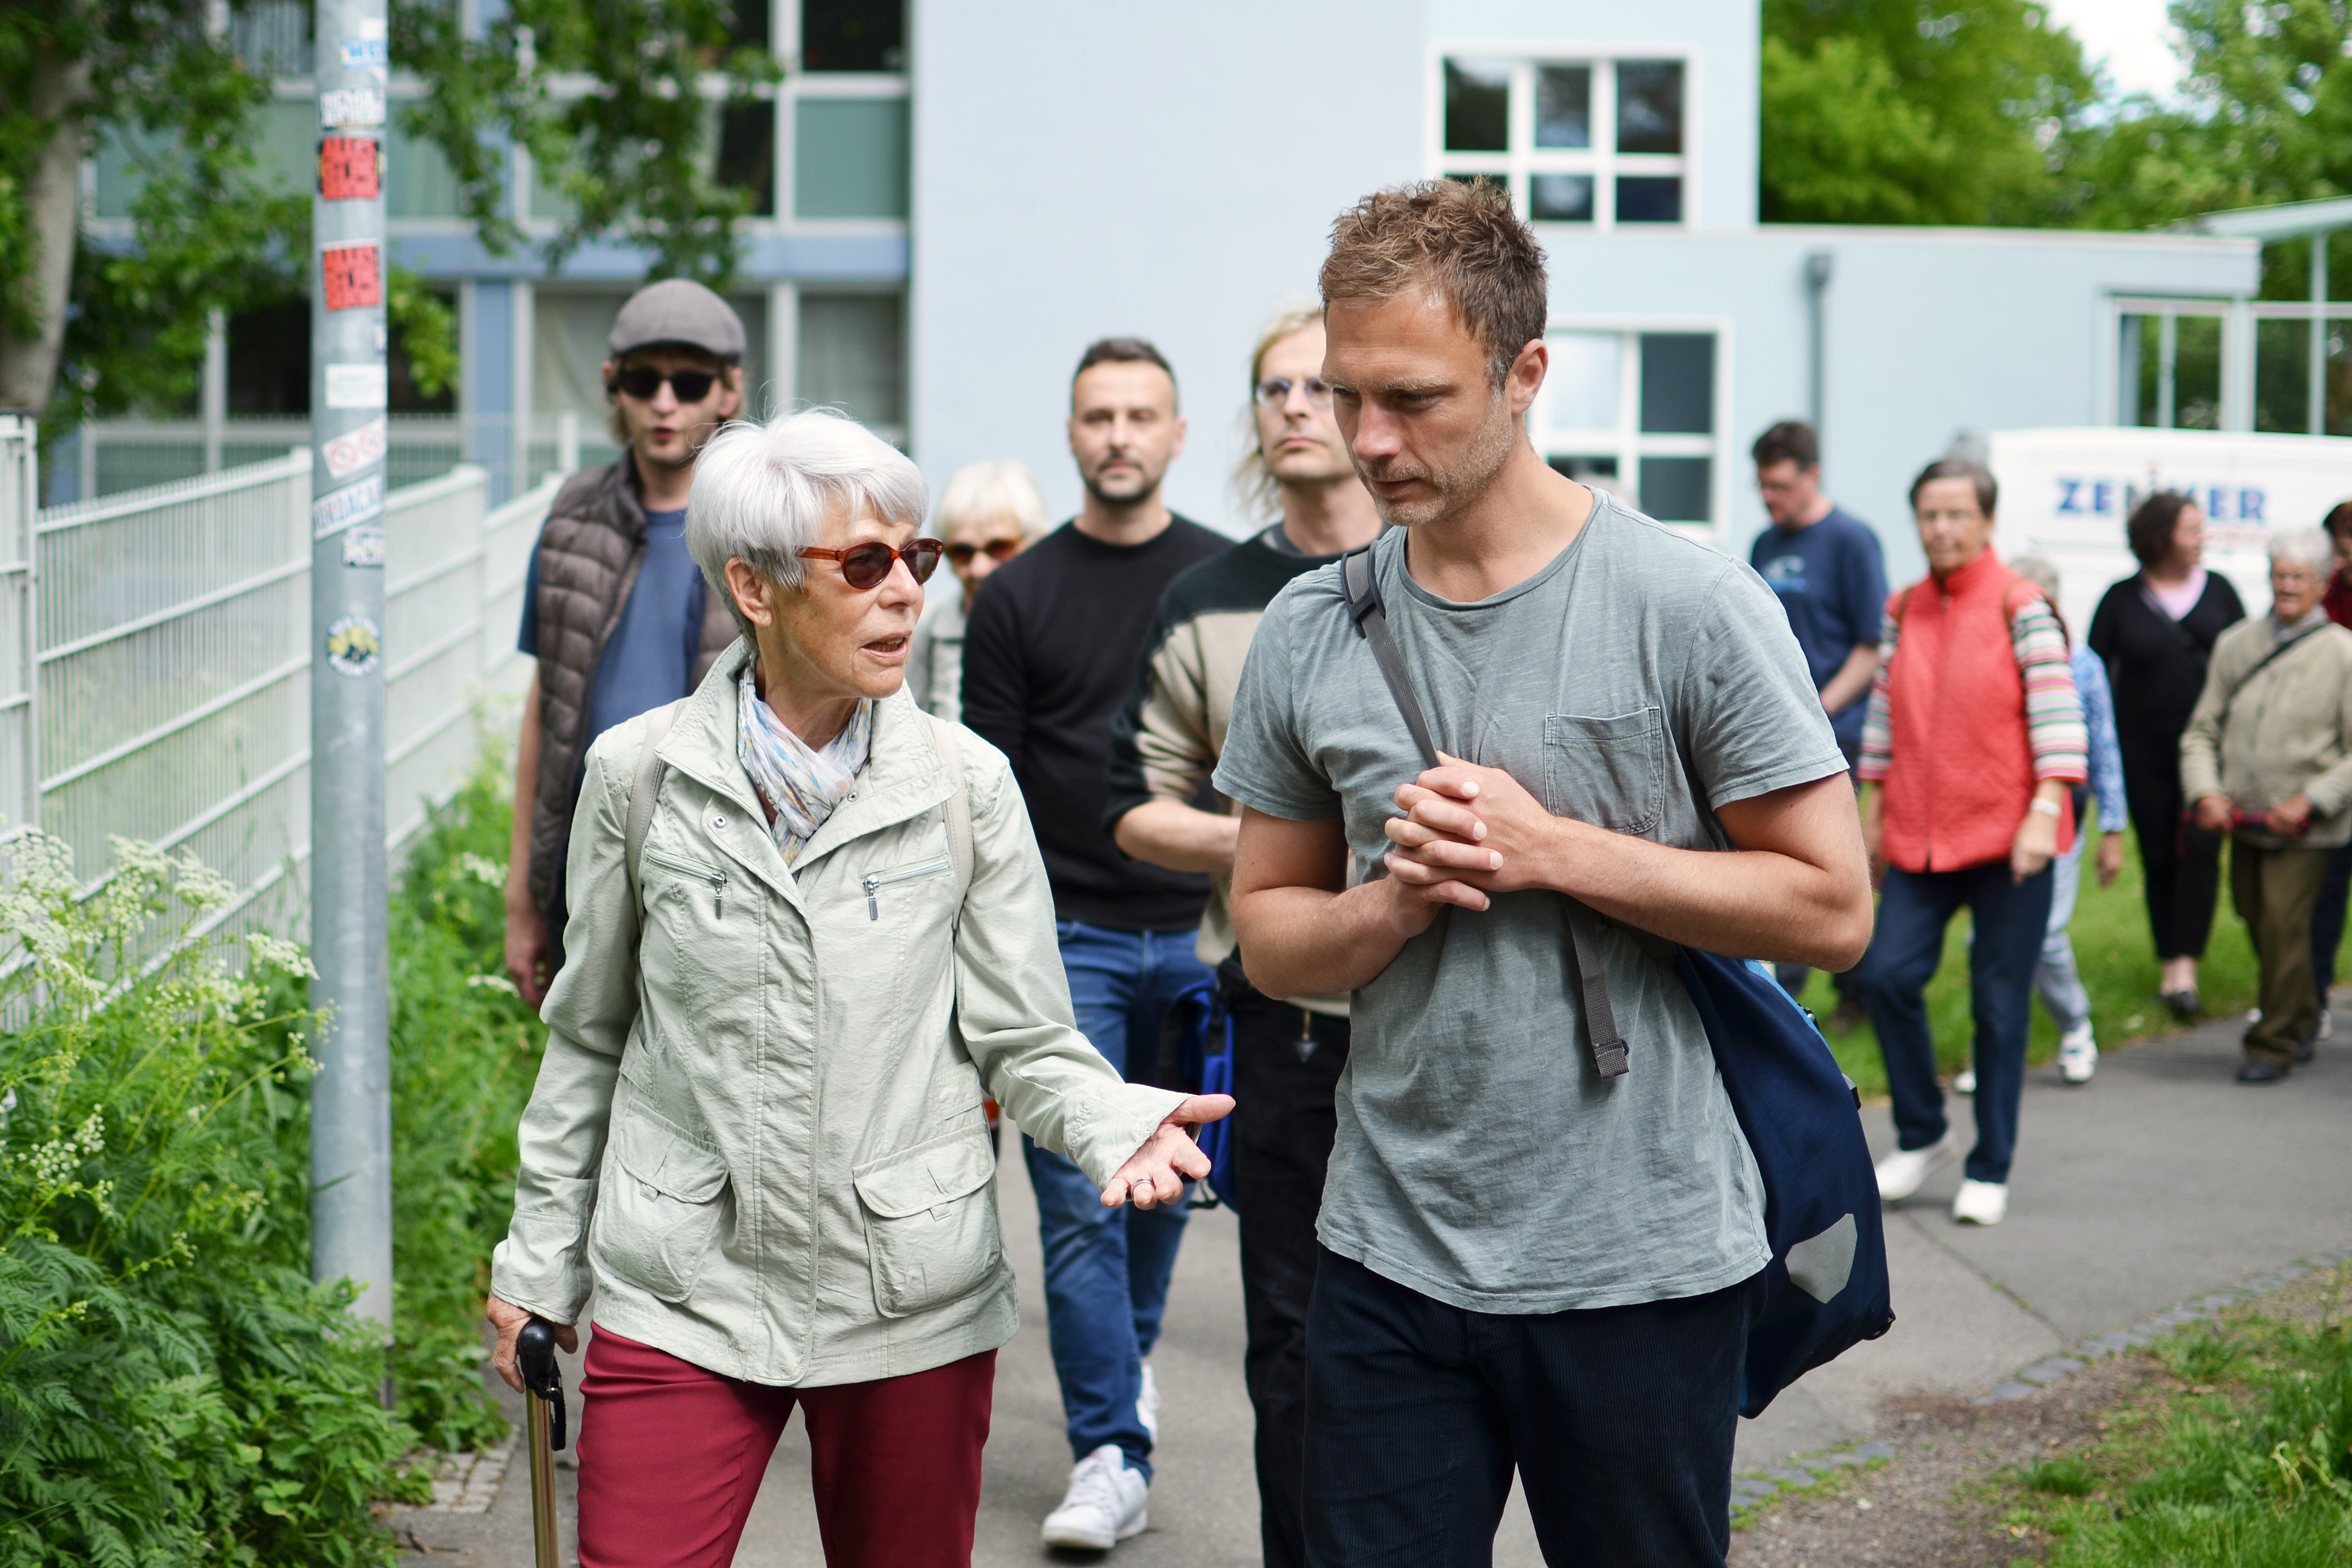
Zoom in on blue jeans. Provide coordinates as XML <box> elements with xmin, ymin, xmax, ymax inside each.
<box><xmin>2032</xmin><ymin>836</ymin><xmax>2091</xmax><ymax>1036</ymax></box>
<box><xmin>1859</xmin><ymin>862</ymin><xmax>2054</xmax><ymax>1185</ymax></box>
<box><xmin>1023</xmin><ymin>921</ymin><xmax>1209</xmax><ymax>1479</ymax></box>
<box><xmin>1302</xmin><ymin>1248</ymin><xmax>1755</xmax><ymax>1566</ymax></box>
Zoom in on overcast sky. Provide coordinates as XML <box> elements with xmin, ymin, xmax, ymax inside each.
<box><xmin>2043</xmin><ymin>0</ymin><xmax>2186</xmax><ymax>99</ymax></box>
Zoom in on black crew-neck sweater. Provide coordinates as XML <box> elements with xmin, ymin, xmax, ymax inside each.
<box><xmin>961</xmin><ymin>515</ymin><xmax>1232</xmax><ymax>929</ymax></box>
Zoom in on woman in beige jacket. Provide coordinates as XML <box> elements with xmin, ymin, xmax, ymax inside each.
<box><xmin>2182</xmin><ymin>527</ymin><xmax>2352</xmax><ymax>1082</ymax></box>
<box><xmin>483</xmin><ymin>411</ymin><xmax>1231</xmax><ymax>1567</ymax></box>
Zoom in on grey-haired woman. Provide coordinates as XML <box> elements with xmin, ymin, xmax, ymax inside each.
<box><xmin>481</xmin><ymin>410</ymin><xmax>1232</xmax><ymax>1568</ymax></box>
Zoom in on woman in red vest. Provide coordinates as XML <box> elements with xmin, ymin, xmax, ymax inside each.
<box><xmin>1855</xmin><ymin>457</ymin><xmax>2087</xmax><ymax>1228</ymax></box>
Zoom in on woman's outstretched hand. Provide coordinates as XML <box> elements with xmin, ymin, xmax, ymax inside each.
<box><xmin>1101</xmin><ymin>1094</ymin><xmax>1236</xmax><ymax>1211</ymax></box>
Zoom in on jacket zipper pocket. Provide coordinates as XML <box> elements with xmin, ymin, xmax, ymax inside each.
<box><xmin>864</xmin><ymin>855</ymin><xmax>953</xmax><ymax>920</ymax></box>
<box><xmin>642</xmin><ymin>847</ymin><xmax>729</xmax><ymax>918</ymax></box>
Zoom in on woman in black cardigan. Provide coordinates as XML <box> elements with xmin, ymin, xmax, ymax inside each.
<box><xmin>2087</xmin><ymin>493</ymin><xmax>2247</xmax><ymax>1017</ymax></box>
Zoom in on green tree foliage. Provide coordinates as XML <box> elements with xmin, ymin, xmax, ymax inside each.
<box><xmin>391</xmin><ymin>0</ymin><xmax>778</xmax><ymax>286</ymax></box>
<box><xmin>0</xmin><ymin>837</ymin><xmax>425</xmax><ymax>1566</ymax></box>
<box><xmin>1761</xmin><ymin>0</ymin><xmax>2096</xmax><ymax>225</ymax></box>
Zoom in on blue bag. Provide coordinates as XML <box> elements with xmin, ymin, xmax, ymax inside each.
<box><xmin>1165</xmin><ymin>978</ymin><xmax>1240</xmax><ymax>1211</ymax></box>
<box><xmin>1339</xmin><ymin>547</ymin><xmax>1892</xmax><ymax>1417</ymax></box>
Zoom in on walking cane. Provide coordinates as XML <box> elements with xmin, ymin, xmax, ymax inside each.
<box><xmin>516</xmin><ymin>1319</ymin><xmax>568</xmax><ymax>1568</ymax></box>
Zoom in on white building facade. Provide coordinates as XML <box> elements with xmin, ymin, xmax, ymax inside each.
<box><xmin>73</xmin><ymin>0</ymin><xmax>2350</xmax><ymax>584</ymax></box>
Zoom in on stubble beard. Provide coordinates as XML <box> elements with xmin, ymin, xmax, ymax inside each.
<box><xmin>1356</xmin><ymin>395</ymin><xmax>1519</xmax><ymax>530</ymax></box>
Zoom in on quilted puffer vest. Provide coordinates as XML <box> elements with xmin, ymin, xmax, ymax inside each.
<box><xmin>526</xmin><ymin>458</ymin><xmax>739</xmax><ymax>924</ymax></box>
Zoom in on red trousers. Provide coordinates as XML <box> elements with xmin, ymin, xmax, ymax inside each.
<box><xmin>575</xmin><ymin>1325</ymin><xmax>995</xmax><ymax>1568</ymax></box>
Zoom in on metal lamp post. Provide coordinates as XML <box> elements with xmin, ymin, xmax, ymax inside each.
<box><xmin>308</xmin><ymin>0</ymin><xmax>395</xmax><ymax>1352</ymax></box>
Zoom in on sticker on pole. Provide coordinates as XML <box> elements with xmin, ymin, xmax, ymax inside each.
<box><xmin>319</xmin><ymin>87</ymin><xmax>386</xmax><ymax>128</ymax></box>
<box><xmin>322</xmin><ymin>243</ymin><xmax>382</xmax><ymax>312</ymax></box>
<box><xmin>325</xmin><ymin>615</ymin><xmax>383</xmax><ymax>679</ymax></box>
<box><xmin>323</xmin><ymin>415</ymin><xmax>387</xmax><ymax>479</ymax></box>
<box><xmin>324</xmin><ymin>363</ymin><xmax>386</xmax><ymax>409</ymax></box>
<box><xmin>319</xmin><ymin>137</ymin><xmax>381</xmax><ymax>200</ymax></box>
<box><xmin>339</xmin><ymin>36</ymin><xmax>389</xmax><ymax>70</ymax></box>
<box><xmin>341</xmin><ymin>526</ymin><xmax>386</xmax><ymax>569</ymax></box>
<box><xmin>313</xmin><ymin>473</ymin><xmax>386</xmax><ymax>538</ymax></box>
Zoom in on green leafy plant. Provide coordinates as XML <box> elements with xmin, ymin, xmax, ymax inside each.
<box><xmin>0</xmin><ymin>833</ymin><xmax>424</xmax><ymax>1567</ymax></box>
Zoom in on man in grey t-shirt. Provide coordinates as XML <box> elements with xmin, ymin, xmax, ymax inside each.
<box><xmin>1219</xmin><ymin>181</ymin><xmax>1873</xmax><ymax>1564</ymax></box>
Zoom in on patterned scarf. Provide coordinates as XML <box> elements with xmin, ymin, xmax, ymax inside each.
<box><xmin>735</xmin><ymin>664</ymin><xmax>873</xmax><ymax>864</ymax></box>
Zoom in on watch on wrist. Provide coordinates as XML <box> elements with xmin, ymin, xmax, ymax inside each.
<box><xmin>2030</xmin><ymin>797</ymin><xmax>2061</xmax><ymax>818</ymax></box>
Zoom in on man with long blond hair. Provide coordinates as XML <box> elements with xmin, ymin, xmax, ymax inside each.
<box><xmin>1104</xmin><ymin>305</ymin><xmax>1379</xmax><ymax>1567</ymax></box>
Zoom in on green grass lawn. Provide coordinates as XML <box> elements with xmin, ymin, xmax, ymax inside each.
<box><xmin>1799</xmin><ymin>829</ymin><xmax>2283</xmax><ymax>1099</ymax></box>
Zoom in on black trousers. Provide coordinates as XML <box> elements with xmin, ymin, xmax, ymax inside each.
<box><xmin>1225</xmin><ymin>965</ymin><xmax>1350</xmax><ymax>1568</ymax></box>
<box><xmin>2311</xmin><ymin>841</ymin><xmax>2352</xmax><ymax>1008</ymax></box>
<box><xmin>2122</xmin><ymin>745</ymin><xmax>2224</xmax><ymax>962</ymax></box>
<box><xmin>1303</xmin><ymin>1248</ymin><xmax>1756</xmax><ymax>1567</ymax></box>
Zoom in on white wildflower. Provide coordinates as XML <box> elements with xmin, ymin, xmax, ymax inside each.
<box><xmin>456</xmin><ymin>853</ymin><xmax>507</xmax><ymax>887</ymax></box>
<box><xmin>466</xmin><ymin>973</ymin><xmax>520</xmax><ymax>997</ymax></box>
<box><xmin>245</xmin><ymin>933</ymin><xmax>318</xmax><ymax>978</ymax></box>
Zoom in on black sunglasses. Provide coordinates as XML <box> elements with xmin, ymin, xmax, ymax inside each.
<box><xmin>610</xmin><ymin>367</ymin><xmax>720</xmax><ymax>402</ymax></box>
<box><xmin>798</xmin><ymin>539</ymin><xmax>945</xmax><ymax>590</ymax></box>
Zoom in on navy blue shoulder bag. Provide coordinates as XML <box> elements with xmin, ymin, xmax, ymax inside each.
<box><xmin>1338</xmin><ymin>546</ymin><xmax>1892</xmax><ymax>1416</ymax></box>
<box><xmin>1164</xmin><ymin>979</ymin><xmax>1239</xmax><ymax>1210</ymax></box>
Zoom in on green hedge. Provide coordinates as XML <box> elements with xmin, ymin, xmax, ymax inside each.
<box><xmin>0</xmin><ymin>753</ymin><xmax>540</xmax><ymax>1564</ymax></box>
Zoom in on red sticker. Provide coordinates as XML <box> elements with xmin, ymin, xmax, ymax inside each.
<box><xmin>321</xmin><ymin>243</ymin><xmax>382</xmax><ymax>312</ymax></box>
<box><xmin>319</xmin><ymin>137</ymin><xmax>381</xmax><ymax>201</ymax></box>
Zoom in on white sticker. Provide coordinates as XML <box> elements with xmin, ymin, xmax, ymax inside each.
<box><xmin>339</xmin><ymin>37</ymin><xmax>388</xmax><ymax>69</ymax></box>
<box><xmin>319</xmin><ymin>87</ymin><xmax>386</xmax><ymax>128</ymax></box>
<box><xmin>312</xmin><ymin>473</ymin><xmax>386</xmax><ymax>538</ymax></box>
<box><xmin>359</xmin><ymin>16</ymin><xmax>386</xmax><ymax>39</ymax></box>
<box><xmin>324</xmin><ymin>363</ymin><xmax>386</xmax><ymax>409</ymax></box>
<box><xmin>323</xmin><ymin>415</ymin><xmax>388</xmax><ymax>479</ymax></box>
<box><xmin>341</xmin><ymin>526</ymin><xmax>386</xmax><ymax>569</ymax></box>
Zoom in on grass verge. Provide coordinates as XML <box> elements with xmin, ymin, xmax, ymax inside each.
<box><xmin>1994</xmin><ymin>1263</ymin><xmax>2352</xmax><ymax>1565</ymax></box>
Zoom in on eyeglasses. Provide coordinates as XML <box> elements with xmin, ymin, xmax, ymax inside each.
<box><xmin>610</xmin><ymin>367</ymin><xmax>720</xmax><ymax>402</ymax></box>
<box><xmin>798</xmin><ymin>539</ymin><xmax>945</xmax><ymax>590</ymax></box>
<box><xmin>945</xmin><ymin>537</ymin><xmax>1021</xmax><ymax>567</ymax></box>
<box><xmin>1254</xmin><ymin>376</ymin><xmax>1333</xmax><ymax>409</ymax></box>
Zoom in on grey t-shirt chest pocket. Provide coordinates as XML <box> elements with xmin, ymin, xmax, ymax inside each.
<box><xmin>1542</xmin><ymin>707</ymin><xmax>1665</xmax><ymax>834</ymax></box>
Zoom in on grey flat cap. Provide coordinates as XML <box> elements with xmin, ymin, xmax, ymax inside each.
<box><xmin>609</xmin><ymin>279</ymin><xmax>746</xmax><ymax>362</ymax></box>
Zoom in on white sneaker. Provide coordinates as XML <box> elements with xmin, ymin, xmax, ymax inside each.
<box><xmin>2318</xmin><ymin>1008</ymin><xmax>2333</xmax><ymax>1041</ymax></box>
<box><xmin>2057</xmin><ymin>1023</ymin><xmax>2097</xmax><ymax>1084</ymax></box>
<box><xmin>1875</xmin><ymin>1127</ymin><xmax>1961</xmax><ymax>1201</ymax></box>
<box><xmin>1136</xmin><ymin>1362</ymin><xmax>1159</xmax><ymax>1447</ymax></box>
<box><xmin>1952</xmin><ymin>1178</ymin><xmax>2008</xmax><ymax>1225</ymax></box>
<box><xmin>1041</xmin><ymin>1444</ymin><xmax>1148</xmax><ymax>1550</ymax></box>
<box><xmin>1953</xmin><ymin>1067</ymin><xmax>1976</xmax><ymax>1094</ymax></box>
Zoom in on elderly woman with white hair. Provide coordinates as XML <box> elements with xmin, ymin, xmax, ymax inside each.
<box><xmin>2183</xmin><ymin>525</ymin><xmax>2352</xmax><ymax>1083</ymax></box>
<box><xmin>481</xmin><ymin>410</ymin><xmax>1232</xmax><ymax>1567</ymax></box>
<box><xmin>907</xmin><ymin>460</ymin><xmax>1048</xmax><ymax>722</ymax></box>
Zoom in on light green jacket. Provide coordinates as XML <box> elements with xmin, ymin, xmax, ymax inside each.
<box><xmin>2180</xmin><ymin>615</ymin><xmax>2352</xmax><ymax>850</ymax></box>
<box><xmin>489</xmin><ymin>641</ymin><xmax>1185</xmax><ymax>1386</ymax></box>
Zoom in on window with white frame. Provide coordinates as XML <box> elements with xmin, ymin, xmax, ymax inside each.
<box><xmin>1538</xmin><ymin>327</ymin><xmax>1721</xmax><ymax>525</ymax></box>
<box><xmin>2115</xmin><ymin>301</ymin><xmax>2231</xmax><ymax>431</ymax></box>
<box><xmin>1436</xmin><ymin>53</ymin><xmax>1689</xmax><ymax>228</ymax></box>
<box><xmin>784</xmin><ymin>0</ymin><xmax>908</xmax><ymax>224</ymax></box>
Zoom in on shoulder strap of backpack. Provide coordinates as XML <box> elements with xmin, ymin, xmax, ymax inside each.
<box><xmin>624</xmin><ymin>699</ymin><xmax>686</xmax><ymax>915</ymax></box>
<box><xmin>1338</xmin><ymin>546</ymin><xmax>1629</xmax><ymax>1079</ymax></box>
<box><xmin>925</xmin><ymin>713</ymin><xmax>975</xmax><ymax>901</ymax></box>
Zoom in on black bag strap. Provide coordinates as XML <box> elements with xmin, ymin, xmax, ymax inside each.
<box><xmin>2215</xmin><ymin>622</ymin><xmax>2329</xmax><ymax>731</ymax></box>
<box><xmin>1339</xmin><ymin>547</ymin><xmax>1629</xmax><ymax>1079</ymax></box>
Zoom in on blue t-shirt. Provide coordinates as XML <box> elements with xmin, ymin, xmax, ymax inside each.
<box><xmin>517</xmin><ymin>506</ymin><xmax>707</xmax><ymax>760</ymax></box>
<box><xmin>1748</xmin><ymin>506</ymin><xmax>1887</xmax><ymax>749</ymax></box>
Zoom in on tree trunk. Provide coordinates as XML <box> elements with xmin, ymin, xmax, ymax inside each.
<box><xmin>0</xmin><ymin>48</ymin><xmax>94</xmax><ymax>413</ymax></box>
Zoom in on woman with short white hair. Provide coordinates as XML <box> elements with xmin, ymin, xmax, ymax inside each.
<box><xmin>482</xmin><ymin>410</ymin><xmax>1232</xmax><ymax>1567</ymax></box>
<box><xmin>2183</xmin><ymin>525</ymin><xmax>2352</xmax><ymax>1082</ymax></box>
<box><xmin>907</xmin><ymin>459</ymin><xmax>1049</xmax><ymax>721</ymax></box>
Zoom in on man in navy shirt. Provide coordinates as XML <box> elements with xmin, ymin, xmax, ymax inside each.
<box><xmin>503</xmin><ymin>281</ymin><xmax>747</xmax><ymax>1004</ymax></box>
<box><xmin>1749</xmin><ymin>419</ymin><xmax>1886</xmax><ymax>1010</ymax></box>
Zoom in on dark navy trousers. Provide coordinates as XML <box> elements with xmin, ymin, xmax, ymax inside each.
<box><xmin>1302</xmin><ymin>1248</ymin><xmax>1756</xmax><ymax>1567</ymax></box>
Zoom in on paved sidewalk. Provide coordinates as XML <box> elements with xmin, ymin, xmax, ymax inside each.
<box><xmin>397</xmin><ymin>1009</ymin><xmax>2350</xmax><ymax>1567</ymax></box>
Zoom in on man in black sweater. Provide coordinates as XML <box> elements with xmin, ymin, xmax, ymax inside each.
<box><xmin>960</xmin><ymin>337</ymin><xmax>1229</xmax><ymax>1552</ymax></box>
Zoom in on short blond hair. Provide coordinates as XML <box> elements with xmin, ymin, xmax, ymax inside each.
<box><xmin>1231</xmin><ymin>306</ymin><xmax>1325</xmax><ymax>523</ymax></box>
<box><xmin>935</xmin><ymin>460</ymin><xmax>1048</xmax><ymax>539</ymax></box>
<box><xmin>1319</xmin><ymin>180</ymin><xmax>1549</xmax><ymax>390</ymax></box>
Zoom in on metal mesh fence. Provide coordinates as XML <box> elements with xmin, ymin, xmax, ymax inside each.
<box><xmin>2</xmin><ymin>417</ymin><xmax>561</xmax><ymax>937</ymax></box>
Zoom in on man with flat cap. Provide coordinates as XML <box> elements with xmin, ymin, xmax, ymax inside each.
<box><xmin>504</xmin><ymin>279</ymin><xmax>749</xmax><ymax>1003</ymax></box>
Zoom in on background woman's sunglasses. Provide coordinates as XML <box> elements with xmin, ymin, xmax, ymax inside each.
<box><xmin>945</xmin><ymin>538</ymin><xmax>1021</xmax><ymax>566</ymax></box>
<box><xmin>798</xmin><ymin>539</ymin><xmax>945</xmax><ymax>589</ymax></box>
<box><xmin>610</xmin><ymin>367</ymin><xmax>719</xmax><ymax>402</ymax></box>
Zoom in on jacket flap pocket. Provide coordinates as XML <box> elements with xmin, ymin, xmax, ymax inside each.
<box><xmin>610</xmin><ymin>1111</ymin><xmax>730</xmax><ymax>1204</ymax></box>
<box><xmin>852</xmin><ymin>1134</ymin><xmax>996</xmax><ymax>1219</ymax></box>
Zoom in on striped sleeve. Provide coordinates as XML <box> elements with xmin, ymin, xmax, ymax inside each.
<box><xmin>2013</xmin><ymin>598</ymin><xmax>2088</xmax><ymax>784</ymax></box>
<box><xmin>1855</xmin><ymin>604</ymin><xmax>1900</xmax><ymax>782</ymax></box>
